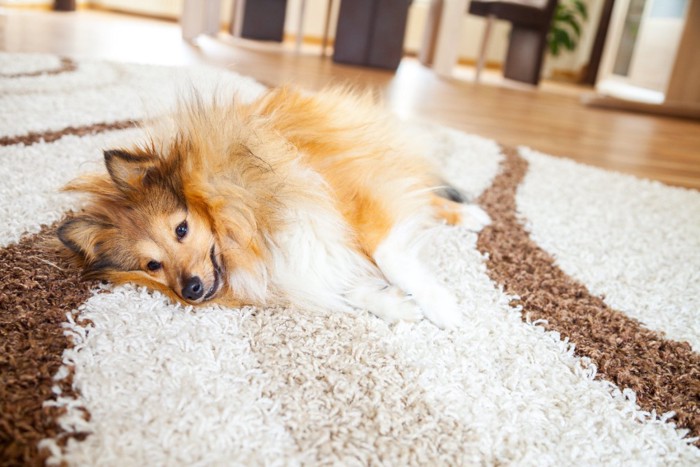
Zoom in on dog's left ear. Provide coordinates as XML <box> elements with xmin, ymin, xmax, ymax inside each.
<box><xmin>57</xmin><ymin>215</ymin><xmax>105</xmax><ymax>261</ymax></box>
<box><xmin>104</xmin><ymin>149</ymin><xmax>155</xmax><ymax>191</ymax></box>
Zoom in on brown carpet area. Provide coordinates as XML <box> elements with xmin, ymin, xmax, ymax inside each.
<box><xmin>476</xmin><ymin>147</ymin><xmax>700</xmax><ymax>444</ymax></box>
<box><xmin>0</xmin><ymin>224</ymin><xmax>96</xmax><ymax>466</ymax></box>
<box><xmin>0</xmin><ymin>58</ymin><xmax>76</xmax><ymax>79</ymax></box>
<box><xmin>0</xmin><ymin>120</ymin><xmax>139</xmax><ymax>147</ymax></box>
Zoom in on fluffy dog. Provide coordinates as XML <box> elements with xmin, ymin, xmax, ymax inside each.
<box><xmin>57</xmin><ymin>87</ymin><xmax>490</xmax><ymax>328</ymax></box>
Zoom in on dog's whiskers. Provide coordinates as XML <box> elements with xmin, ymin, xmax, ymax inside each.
<box><xmin>28</xmin><ymin>255</ymin><xmax>67</xmax><ymax>272</ymax></box>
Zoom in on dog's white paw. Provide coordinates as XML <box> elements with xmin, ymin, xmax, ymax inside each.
<box><xmin>414</xmin><ymin>285</ymin><xmax>462</xmax><ymax>329</ymax></box>
<box><xmin>459</xmin><ymin>204</ymin><xmax>491</xmax><ymax>232</ymax></box>
<box><xmin>349</xmin><ymin>284</ymin><xmax>423</xmax><ymax>324</ymax></box>
<box><xmin>389</xmin><ymin>296</ymin><xmax>424</xmax><ymax>324</ymax></box>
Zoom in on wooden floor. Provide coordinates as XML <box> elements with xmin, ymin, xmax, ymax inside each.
<box><xmin>2</xmin><ymin>8</ymin><xmax>700</xmax><ymax>190</ymax></box>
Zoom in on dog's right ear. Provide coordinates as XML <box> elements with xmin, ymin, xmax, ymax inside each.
<box><xmin>104</xmin><ymin>149</ymin><xmax>155</xmax><ymax>191</ymax></box>
<box><xmin>57</xmin><ymin>216</ymin><xmax>104</xmax><ymax>260</ymax></box>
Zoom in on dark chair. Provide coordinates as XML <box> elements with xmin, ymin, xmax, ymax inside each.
<box><xmin>469</xmin><ymin>0</ymin><xmax>558</xmax><ymax>85</ymax></box>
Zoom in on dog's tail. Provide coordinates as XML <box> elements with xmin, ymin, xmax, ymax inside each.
<box><xmin>436</xmin><ymin>183</ymin><xmax>467</xmax><ymax>204</ymax></box>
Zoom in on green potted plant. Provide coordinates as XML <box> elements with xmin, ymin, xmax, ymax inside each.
<box><xmin>548</xmin><ymin>0</ymin><xmax>589</xmax><ymax>57</ymax></box>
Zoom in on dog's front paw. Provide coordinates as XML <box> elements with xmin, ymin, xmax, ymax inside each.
<box><xmin>459</xmin><ymin>204</ymin><xmax>491</xmax><ymax>232</ymax></box>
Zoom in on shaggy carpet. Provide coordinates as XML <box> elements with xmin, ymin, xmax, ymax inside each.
<box><xmin>1</xmin><ymin>52</ymin><xmax>699</xmax><ymax>466</ymax></box>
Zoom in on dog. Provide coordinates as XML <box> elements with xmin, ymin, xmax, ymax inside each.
<box><xmin>57</xmin><ymin>87</ymin><xmax>490</xmax><ymax>328</ymax></box>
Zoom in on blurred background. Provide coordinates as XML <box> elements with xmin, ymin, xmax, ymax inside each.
<box><xmin>1</xmin><ymin>0</ymin><xmax>699</xmax><ymax>188</ymax></box>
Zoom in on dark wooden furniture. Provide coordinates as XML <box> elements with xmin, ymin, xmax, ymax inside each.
<box><xmin>239</xmin><ymin>0</ymin><xmax>288</xmax><ymax>42</ymax></box>
<box><xmin>468</xmin><ymin>0</ymin><xmax>558</xmax><ymax>85</ymax></box>
<box><xmin>333</xmin><ymin>0</ymin><xmax>413</xmax><ymax>70</ymax></box>
<box><xmin>583</xmin><ymin>0</ymin><xmax>616</xmax><ymax>85</ymax></box>
<box><xmin>53</xmin><ymin>0</ymin><xmax>76</xmax><ymax>11</ymax></box>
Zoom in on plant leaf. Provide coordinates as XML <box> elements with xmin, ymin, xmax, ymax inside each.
<box><xmin>549</xmin><ymin>37</ymin><xmax>560</xmax><ymax>56</ymax></box>
<box><xmin>547</xmin><ymin>0</ymin><xmax>588</xmax><ymax>56</ymax></box>
<box><xmin>574</xmin><ymin>0</ymin><xmax>588</xmax><ymax>20</ymax></box>
<box><xmin>562</xmin><ymin>16</ymin><xmax>582</xmax><ymax>38</ymax></box>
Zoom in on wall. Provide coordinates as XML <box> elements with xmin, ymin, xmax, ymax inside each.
<box><xmin>95</xmin><ymin>0</ymin><xmax>183</xmax><ymax>17</ymax></box>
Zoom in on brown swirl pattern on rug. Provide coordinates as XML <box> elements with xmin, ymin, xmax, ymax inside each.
<box><xmin>0</xmin><ymin>119</ymin><xmax>139</xmax><ymax>147</ymax></box>
<box><xmin>0</xmin><ymin>224</ymin><xmax>97</xmax><ymax>466</ymax></box>
<box><xmin>476</xmin><ymin>146</ymin><xmax>700</xmax><ymax>444</ymax></box>
<box><xmin>0</xmin><ymin>57</ymin><xmax>77</xmax><ymax>79</ymax></box>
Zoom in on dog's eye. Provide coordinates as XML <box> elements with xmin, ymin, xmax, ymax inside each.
<box><xmin>147</xmin><ymin>260</ymin><xmax>162</xmax><ymax>271</ymax></box>
<box><xmin>175</xmin><ymin>221</ymin><xmax>188</xmax><ymax>240</ymax></box>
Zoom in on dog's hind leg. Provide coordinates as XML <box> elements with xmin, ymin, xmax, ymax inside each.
<box><xmin>345</xmin><ymin>277</ymin><xmax>423</xmax><ymax>324</ymax></box>
<box><xmin>373</xmin><ymin>218</ymin><xmax>462</xmax><ymax>329</ymax></box>
<box><xmin>431</xmin><ymin>194</ymin><xmax>491</xmax><ymax>231</ymax></box>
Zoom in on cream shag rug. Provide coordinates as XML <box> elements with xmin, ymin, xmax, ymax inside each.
<box><xmin>1</xmin><ymin>53</ymin><xmax>699</xmax><ymax>466</ymax></box>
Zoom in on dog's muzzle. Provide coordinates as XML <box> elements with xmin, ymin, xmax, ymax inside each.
<box><xmin>182</xmin><ymin>276</ymin><xmax>204</xmax><ymax>301</ymax></box>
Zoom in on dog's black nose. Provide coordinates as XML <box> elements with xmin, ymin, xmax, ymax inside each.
<box><xmin>182</xmin><ymin>276</ymin><xmax>204</xmax><ymax>301</ymax></box>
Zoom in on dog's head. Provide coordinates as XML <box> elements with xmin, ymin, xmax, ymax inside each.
<box><xmin>59</xmin><ymin>96</ymin><xmax>292</xmax><ymax>307</ymax></box>
<box><xmin>58</xmin><ymin>148</ymin><xmax>226</xmax><ymax>305</ymax></box>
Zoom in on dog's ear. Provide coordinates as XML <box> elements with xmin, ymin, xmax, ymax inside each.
<box><xmin>57</xmin><ymin>216</ymin><xmax>105</xmax><ymax>260</ymax></box>
<box><xmin>104</xmin><ymin>149</ymin><xmax>155</xmax><ymax>191</ymax></box>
